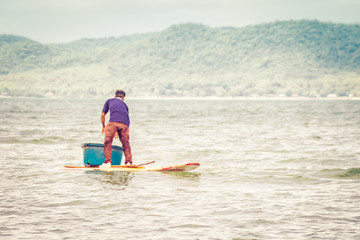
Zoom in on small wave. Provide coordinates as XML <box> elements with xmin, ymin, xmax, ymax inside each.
<box><xmin>170</xmin><ymin>223</ymin><xmax>210</xmax><ymax>229</ymax></box>
<box><xmin>0</xmin><ymin>136</ymin><xmax>77</xmax><ymax>144</ymax></box>
<box><xmin>337</xmin><ymin>168</ymin><xmax>360</xmax><ymax>179</ymax></box>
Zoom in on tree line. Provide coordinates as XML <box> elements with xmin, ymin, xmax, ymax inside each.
<box><xmin>1</xmin><ymin>20</ymin><xmax>359</xmax><ymax>98</ymax></box>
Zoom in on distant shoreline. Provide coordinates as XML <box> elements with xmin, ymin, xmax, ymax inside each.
<box><xmin>2</xmin><ymin>21</ymin><xmax>360</xmax><ymax>101</ymax></box>
<box><xmin>128</xmin><ymin>96</ymin><xmax>360</xmax><ymax>101</ymax></box>
<box><xmin>2</xmin><ymin>95</ymin><xmax>360</xmax><ymax>101</ymax></box>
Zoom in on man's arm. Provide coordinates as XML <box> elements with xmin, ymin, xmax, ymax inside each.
<box><xmin>101</xmin><ymin>112</ymin><xmax>106</xmax><ymax>134</ymax></box>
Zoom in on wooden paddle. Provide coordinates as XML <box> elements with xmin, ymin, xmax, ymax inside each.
<box><xmin>111</xmin><ymin>161</ymin><xmax>155</xmax><ymax>168</ymax></box>
<box><xmin>138</xmin><ymin>161</ymin><xmax>155</xmax><ymax>166</ymax></box>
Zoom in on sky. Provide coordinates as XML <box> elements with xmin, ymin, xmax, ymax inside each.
<box><xmin>1</xmin><ymin>0</ymin><xmax>360</xmax><ymax>44</ymax></box>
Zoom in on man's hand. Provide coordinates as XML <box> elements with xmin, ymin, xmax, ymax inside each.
<box><xmin>101</xmin><ymin>112</ymin><xmax>106</xmax><ymax>135</ymax></box>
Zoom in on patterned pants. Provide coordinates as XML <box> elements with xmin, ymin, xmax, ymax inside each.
<box><xmin>104</xmin><ymin>122</ymin><xmax>132</xmax><ymax>164</ymax></box>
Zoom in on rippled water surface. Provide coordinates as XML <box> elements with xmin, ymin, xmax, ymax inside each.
<box><xmin>1</xmin><ymin>98</ymin><xmax>360</xmax><ymax>240</ymax></box>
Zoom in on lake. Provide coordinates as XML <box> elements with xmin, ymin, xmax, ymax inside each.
<box><xmin>1</xmin><ymin>98</ymin><xmax>359</xmax><ymax>239</ymax></box>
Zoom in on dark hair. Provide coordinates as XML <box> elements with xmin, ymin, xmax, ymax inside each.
<box><xmin>115</xmin><ymin>90</ymin><xmax>126</xmax><ymax>98</ymax></box>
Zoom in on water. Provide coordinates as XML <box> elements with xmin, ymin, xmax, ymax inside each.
<box><xmin>1</xmin><ymin>98</ymin><xmax>360</xmax><ymax>240</ymax></box>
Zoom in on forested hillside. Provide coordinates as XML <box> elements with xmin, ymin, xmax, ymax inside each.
<box><xmin>1</xmin><ymin>20</ymin><xmax>360</xmax><ymax>98</ymax></box>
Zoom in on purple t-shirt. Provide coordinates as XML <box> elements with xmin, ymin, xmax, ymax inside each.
<box><xmin>102</xmin><ymin>98</ymin><xmax>130</xmax><ymax>126</ymax></box>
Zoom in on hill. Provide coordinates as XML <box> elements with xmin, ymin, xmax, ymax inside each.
<box><xmin>1</xmin><ymin>20</ymin><xmax>360</xmax><ymax>98</ymax></box>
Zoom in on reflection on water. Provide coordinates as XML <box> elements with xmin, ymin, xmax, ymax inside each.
<box><xmin>160</xmin><ymin>171</ymin><xmax>201</xmax><ymax>181</ymax></box>
<box><xmin>85</xmin><ymin>170</ymin><xmax>201</xmax><ymax>187</ymax></box>
<box><xmin>85</xmin><ymin>171</ymin><xmax>134</xmax><ymax>186</ymax></box>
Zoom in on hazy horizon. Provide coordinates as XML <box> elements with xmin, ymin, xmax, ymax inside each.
<box><xmin>1</xmin><ymin>0</ymin><xmax>360</xmax><ymax>44</ymax></box>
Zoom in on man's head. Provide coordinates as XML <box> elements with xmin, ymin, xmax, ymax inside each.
<box><xmin>115</xmin><ymin>90</ymin><xmax>126</xmax><ymax>99</ymax></box>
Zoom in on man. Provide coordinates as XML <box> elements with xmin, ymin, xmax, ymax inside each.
<box><xmin>100</xmin><ymin>90</ymin><xmax>132</xmax><ymax>168</ymax></box>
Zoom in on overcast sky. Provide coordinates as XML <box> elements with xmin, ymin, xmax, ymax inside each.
<box><xmin>1</xmin><ymin>0</ymin><xmax>359</xmax><ymax>43</ymax></box>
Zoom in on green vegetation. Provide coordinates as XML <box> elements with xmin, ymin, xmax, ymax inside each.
<box><xmin>1</xmin><ymin>20</ymin><xmax>360</xmax><ymax>98</ymax></box>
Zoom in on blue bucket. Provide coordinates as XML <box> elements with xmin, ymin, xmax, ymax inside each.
<box><xmin>82</xmin><ymin>143</ymin><xmax>123</xmax><ymax>166</ymax></box>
